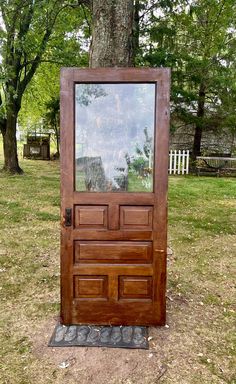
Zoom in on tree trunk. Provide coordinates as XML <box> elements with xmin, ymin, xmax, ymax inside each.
<box><xmin>132</xmin><ymin>0</ymin><xmax>140</xmax><ymax>61</ymax></box>
<box><xmin>2</xmin><ymin>107</ymin><xmax>23</xmax><ymax>174</ymax></box>
<box><xmin>90</xmin><ymin>0</ymin><xmax>135</xmax><ymax>67</ymax></box>
<box><xmin>192</xmin><ymin>83</ymin><xmax>206</xmax><ymax>160</ymax></box>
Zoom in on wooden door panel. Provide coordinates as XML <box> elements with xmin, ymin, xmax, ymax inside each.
<box><xmin>119</xmin><ymin>276</ymin><xmax>152</xmax><ymax>300</ymax></box>
<box><xmin>120</xmin><ymin>206</ymin><xmax>153</xmax><ymax>229</ymax></box>
<box><xmin>74</xmin><ymin>241</ymin><xmax>152</xmax><ymax>263</ymax></box>
<box><xmin>74</xmin><ymin>205</ymin><xmax>108</xmax><ymax>228</ymax></box>
<box><xmin>74</xmin><ymin>275</ymin><xmax>108</xmax><ymax>300</ymax></box>
<box><xmin>72</xmin><ymin>229</ymin><xmax>153</xmax><ymax>241</ymax></box>
<box><xmin>73</xmin><ymin>264</ymin><xmax>153</xmax><ymax>276</ymax></box>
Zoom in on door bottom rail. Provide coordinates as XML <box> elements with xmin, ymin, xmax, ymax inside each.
<box><xmin>48</xmin><ymin>323</ymin><xmax>149</xmax><ymax>349</ymax></box>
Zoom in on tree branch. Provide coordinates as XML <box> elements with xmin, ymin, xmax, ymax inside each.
<box><xmin>19</xmin><ymin>2</ymin><xmax>68</xmax><ymax>95</ymax></box>
<box><xmin>81</xmin><ymin>3</ymin><xmax>91</xmax><ymax>35</ymax></box>
<box><xmin>19</xmin><ymin>28</ymin><xmax>52</xmax><ymax>97</ymax></box>
<box><xmin>20</xmin><ymin>59</ymin><xmax>72</xmax><ymax>67</ymax></box>
<box><xmin>77</xmin><ymin>0</ymin><xmax>91</xmax><ymax>9</ymax></box>
<box><xmin>14</xmin><ymin>2</ymin><xmax>35</xmax><ymax>85</ymax></box>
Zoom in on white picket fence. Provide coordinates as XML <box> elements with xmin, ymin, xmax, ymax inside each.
<box><xmin>169</xmin><ymin>150</ymin><xmax>189</xmax><ymax>175</ymax></box>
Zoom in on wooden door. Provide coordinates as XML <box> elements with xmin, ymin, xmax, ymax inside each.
<box><xmin>60</xmin><ymin>68</ymin><xmax>170</xmax><ymax>326</ymax></box>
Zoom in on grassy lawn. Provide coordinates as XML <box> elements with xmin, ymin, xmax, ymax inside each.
<box><xmin>76</xmin><ymin>169</ymin><xmax>152</xmax><ymax>192</ymax></box>
<box><xmin>0</xmin><ymin>142</ymin><xmax>235</xmax><ymax>384</ymax></box>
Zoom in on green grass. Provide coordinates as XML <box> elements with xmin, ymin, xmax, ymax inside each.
<box><xmin>168</xmin><ymin>176</ymin><xmax>236</xmax><ymax>240</ymax></box>
<box><xmin>76</xmin><ymin>170</ymin><xmax>152</xmax><ymax>192</ymax></box>
<box><xmin>0</xmin><ymin>140</ymin><xmax>235</xmax><ymax>384</ymax></box>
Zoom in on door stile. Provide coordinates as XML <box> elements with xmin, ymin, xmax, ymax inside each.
<box><xmin>60</xmin><ymin>69</ymin><xmax>75</xmax><ymax>324</ymax></box>
<box><xmin>153</xmin><ymin>68</ymin><xmax>170</xmax><ymax>324</ymax></box>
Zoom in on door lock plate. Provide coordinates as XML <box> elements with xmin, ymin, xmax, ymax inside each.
<box><xmin>65</xmin><ymin>208</ymin><xmax>72</xmax><ymax>227</ymax></box>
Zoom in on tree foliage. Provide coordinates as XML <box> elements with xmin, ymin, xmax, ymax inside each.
<box><xmin>139</xmin><ymin>0</ymin><xmax>236</xmax><ymax>157</ymax></box>
<box><xmin>0</xmin><ymin>0</ymin><xmax>89</xmax><ymax>172</ymax></box>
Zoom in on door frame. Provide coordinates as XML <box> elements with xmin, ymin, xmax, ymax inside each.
<box><xmin>60</xmin><ymin>68</ymin><xmax>170</xmax><ymax>325</ymax></box>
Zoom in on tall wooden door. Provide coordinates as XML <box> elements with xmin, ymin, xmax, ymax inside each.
<box><xmin>60</xmin><ymin>68</ymin><xmax>170</xmax><ymax>326</ymax></box>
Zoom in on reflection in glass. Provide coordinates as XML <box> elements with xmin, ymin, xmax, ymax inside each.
<box><xmin>75</xmin><ymin>83</ymin><xmax>155</xmax><ymax>192</ymax></box>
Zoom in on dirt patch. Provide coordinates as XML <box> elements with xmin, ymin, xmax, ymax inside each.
<box><xmin>31</xmin><ymin>302</ymin><xmax>234</xmax><ymax>384</ymax></box>
<box><xmin>32</xmin><ymin>318</ymin><xmax>168</xmax><ymax>384</ymax></box>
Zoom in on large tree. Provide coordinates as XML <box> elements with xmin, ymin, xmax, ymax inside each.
<box><xmin>0</xmin><ymin>0</ymin><xmax>88</xmax><ymax>173</ymax></box>
<box><xmin>89</xmin><ymin>0</ymin><xmax>135</xmax><ymax>68</ymax></box>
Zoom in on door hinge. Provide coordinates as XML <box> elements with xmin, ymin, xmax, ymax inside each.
<box><xmin>65</xmin><ymin>208</ymin><xmax>72</xmax><ymax>227</ymax></box>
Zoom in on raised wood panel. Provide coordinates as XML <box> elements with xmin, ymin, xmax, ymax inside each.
<box><xmin>120</xmin><ymin>206</ymin><xmax>153</xmax><ymax>230</ymax></box>
<box><xmin>74</xmin><ymin>205</ymin><xmax>108</xmax><ymax>228</ymax></box>
<box><xmin>72</xmin><ymin>229</ymin><xmax>153</xmax><ymax>241</ymax></box>
<box><xmin>119</xmin><ymin>276</ymin><xmax>152</xmax><ymax>300</ymax></box>
<box><xmin>74</xmin><ymin>241</ymin><xmax>152</xmax><ymax>264</ymax></box>
<box><xmin>74</xmin><ymin>275</ymin><xmax>108</xmax><ymax>300</ymax></box>
<box><xmin>73</xmin><ymin>264</ymin><xmax>153</xmax><ymax>276</ymax></box>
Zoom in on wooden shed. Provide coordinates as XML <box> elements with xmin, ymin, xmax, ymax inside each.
<box><xmin>23</xmin><ymin>133</ymin><xmax>50</xmax><ymax>160</ymax></box>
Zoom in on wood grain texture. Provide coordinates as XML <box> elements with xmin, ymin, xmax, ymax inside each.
<box><xmin>74</xmin><ymin>241</ymin><xmax>152</xmax><ymax>263</ymax></box>
<box><xmin>74</xmin><ymin>275</ymin><xmax>108</xmax><ymax>300</ymax></box>
<box><xmin>74</xmin><ymin>205</ymin><xmax>108</xmax><ymax>228</ymax></box>
<box><xmin>60</xmin><ymin>68</ymin><xmax>170</xmax><ymax>326</ymax></box>
<box><xmin>119</xmin><ymin>276</ymin><xmax>152</xmax><ymax>300</ymax></box>
<box><xmin>120</xmin><ymin>206</ymin><xmax>153</xmax><ymax>229</ymax></box>
<box><xmin>71</xmin><ymin>301</ymin><xmax>156</xmax><ymax>325</ymax></box>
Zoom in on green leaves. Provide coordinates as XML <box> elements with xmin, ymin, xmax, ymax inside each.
<box><xmin>140</xmin><ymin>0</ymin><xmax>236</xmax><ymax>154</ymax></box>
<box><xmin>0</xmin><ymin>0</ymin><xmax>90</xmax><ymax>110</ymax></box>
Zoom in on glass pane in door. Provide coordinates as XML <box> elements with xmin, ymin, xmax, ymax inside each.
<box><xmin>75</xmin><ymin>83</ymin><xmax>155</xmax><ymax>192</ymax></box>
